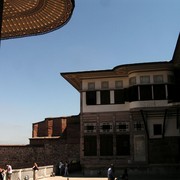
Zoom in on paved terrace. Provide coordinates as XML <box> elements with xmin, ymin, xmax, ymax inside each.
<box><xmin>43</xmin><ymin>174</ymin><xmax>180</xmax><ymax>180</ymax></box>
<box><xmin>12</xmin><ymin>165</ymin><xmax>180</xmax><ymax>180</ymax></box>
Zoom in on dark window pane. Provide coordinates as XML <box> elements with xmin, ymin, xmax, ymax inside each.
<box><xmin>100</xmin><ymin>90</ymin><xmax>110</xmax><ymax>104</ymax></box>
<box><xmin>128</xmin><ymin>86</ymin><xmax>138</xmax><ymax>102</ymax></box>
<box><xmin>114</xmin><ymin>89</ymin><xmax>125</xmax><ymax>104</ymax></box>
<box><xmin>167</xmin><ymin>84</ymin><xmax>175</xmax><ymax>101</ymax></box>
<box><xmin>86</xmin><ymin>91</ymin><xmax>96</xmax><ymax>105</ymax></box>
<box><xmin>139</xmin><ymin>85</ymin><xmax>152</xmax><ymax>100</ymax></box>
<box><xmin>153</xmin><ymin>124</ymin><xmax>162</xmax><ymax>135</ymax></box>
<box><xmin>116</xmin><ymin>135</ymin><xmax>130</xmax><ymax>156</ymax></box>
<box><xmin>167</xmin><ymin>84</ymin><xmax>180</xmax><ymax>102</ymax></box>
<box><xmin>86</xmin><ymin>126</ymin><xmax>94</xmax><ymax>131</ymax></box>
<box><xmin>153</xmin><ymin>85</ymin><xmax>166</xmax><ymax>100</ymax></box>
<box><xmin>119</xmin><ymin>124</ymin><xmax>127</xmax><ymax>130</ymax></box>
<box><xmin>100</xmin><ymin>135</ymin><xmax>113</xmax><ymax>156</ymax></box>
<box><xmin>84</xmin><ymin>136</ymin><xmax>97</xmax><ymax>156</ymax></box>
<box><xmin>102</xmin><ymin>125</ymin><xmax>111</xmax><ymax>130</ymax></box>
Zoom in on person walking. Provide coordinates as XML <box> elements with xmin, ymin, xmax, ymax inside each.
<box><xmin>32</xmin><ymin>163</ymin><xmax>39</xmax><ymax>180</ymax></box>
<box><xmin>107</xmin><ymin>164</ymin><xmax>115</xmax><ymax>180</ymax></box>
<box><xmin>64</xmin><ymin>161</ymin><xmax>69</xmax><ymax>177</ymax></box>
<box><xmin>59</xmin><ymin>161</ymin><xmax>64</xmax><ymax>176</ymax></box>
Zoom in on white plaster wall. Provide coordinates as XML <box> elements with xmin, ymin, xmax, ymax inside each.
<box><xmin>82</xmin><ymin>77</ymin><xmax>129</xmax><ymax>90</ymax></box>
<box><xmin>129</xmin><ymin>100</ymin><xmax>171</xmax><ymax>109</ymax></box>
<box><xmin>165</xmin><ymin>117</ymin><xmax>180</xmax><ymax>136</ymax></box>
<box><xmin>128</xmin><ymin>70</ymin><xmax>173</xmax><ymax>84</ymax></box>
<box><xmin>148</xmin><ymin>117</ymin><xmax>180</xmax><ymax>138</ymax></box>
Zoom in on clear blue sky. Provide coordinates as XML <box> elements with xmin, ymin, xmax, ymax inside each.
<box><xmin>0</xmin><ymin>0</ymin><xmax>180</xmax><ymax>144</ymax></box>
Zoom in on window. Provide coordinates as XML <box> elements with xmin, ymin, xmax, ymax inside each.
<box><xmin>84</xmin><ymin>136</ymin><xmax>97</xmax><ymax>156</ymax></box>
<box><xmin>167</xmin><ymin>84</ymin><xmax>175</xmax><ymax>101</ymax></box>
<box><xmin>153</xmin><ymin>84</ymin><xmax>166</xmax><ymax>100</ymax></box>
<box><xmin>100</xmin><ymin>122</ymin><xmax>113</xmax><ymax>133</ymax></box>
<box><xmin>153</xmin><ymin>75</ymin><xmax>163</xmax><ymax>83</ymax></box>
<box><xmin>153</xmin><ymin>124</ymin><xmax>162</xmax><ymax>135</ymax></box>
<box><xmin>100</xmin><ymin>135</ymin><xmax>113</xmax><ymax>156</ymax></box>
<box><xmin>167</xmin><ymin>84</ymin><xmax>180</xmax><ymax>102</ymax></box>
<box><xmin>100</xmin><ymin>90</ymin><xmax>110</xmax><ymax>104</ymax></box>
<box><xmin>86</xmin><ymin>91</ymin><xmax>96</xmax><ymax>105</ymax></box>
<box><xmin>114</xmin><ymin>89</ymin><xmax>125</xmax><ymax>104</ymax></box>
<box><xmin>139</xmin><ymin>85</ymin><xmax>152</xmax><ymax>100</ymax></box>
<box><xmin>140</xmin><ymin>76</ymin><xmax>150</xmax><ymax>84</ymax></box>
<box><xmin>116</xmin><ymin>135</ymin><xmax>130</xmax><ymax>156</ymax></box>
<box><xmin>84</xmin><ymin>123</ymin><xmax>96</xmax><ymax>133</ymax></box>
<box><xmin>128</xmin><ymin>86</ymin><xmax>138</xmax><ymax>102</ymax></box>
<box><xmin>116</xmin><ymin>122</ymin><xmax>129</xmax><ymax>132</ymax></box>
<box><xmin>129</xmin><ymin>77</ymin><xmax>136</xmax><ymax>86</ymax></box>
<box><xmin>88</xmin><ymin>82</ymin><xmax>95</xmax><ymax>90</ymax></box>
<box><xmin>115</xmin><ymin>80</ymin><xmax>123</xmax><ymax>89</ymax></box>
<box><xmin>101</xmin><ymin>81</ymin><xmax>109</xmax><ymax>89</ymax></box>
<box><xmin>134</xmin><ymin>121</ymin><xmax>144</xmax><ymax>131</ymax></box>
<box><xmin>167</xmin><ymin>75</ymin><xmax>175</xmax><ymax>83</ymax></box>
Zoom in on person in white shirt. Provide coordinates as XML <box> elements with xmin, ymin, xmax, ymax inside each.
<box><xmin>59</xmin><ymin>161</ymin><xmax>64</xmax><ymax>176</ymax></box>
<box><xmin>6</xmin><ymin>165</ymin><xmax>12</xmax><ymax>180</ymax></box>
<box><xmin>107</xmin><ymin>164</ymin><xmax>115</xmax><ymax>180</ymax></box>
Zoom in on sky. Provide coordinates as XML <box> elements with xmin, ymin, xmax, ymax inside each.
<box><xmin>0</xmin><ymin>0</ymin><xmax>180</xmax><ymax>144</ymax></box>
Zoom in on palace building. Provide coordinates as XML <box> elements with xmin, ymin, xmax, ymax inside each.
<box><xmin>1</xmin><ymin>35</ymin><xmax>179</xmax><ymax>175</ymax></box>
<box><xmin>61</xmin><ymin>34</ymin><xmax>180</xmax><ymax>174</ymax></box>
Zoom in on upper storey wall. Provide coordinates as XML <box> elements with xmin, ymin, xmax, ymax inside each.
<box><xmin>81</xmin><ymin>69</ymin><xmax>175</xmax><ymax>113</ymax></box>
<box><xmin>82</xmin><ymin>70</ymin><xmax>174</xmax><ymax>91</ymax></box>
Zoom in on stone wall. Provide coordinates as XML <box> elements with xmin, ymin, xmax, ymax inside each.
<box><xmin>0</xmin><ymin>139</ymin><xmax>80</xmax><ymax>170</ymax></box>
<box><xmin>149</xmin><ymin>137</ymin><xmax>180</xmax><ymax>163</ymax></box>
<box><xmin>12</xmin><ymin>165</ymin><xmax>54</xmax><ymax>180</ymax></box>
<box><xmin>0</xmin><ymin>115</ymin><xmax>80</xmax><ymax>170</ymax></box>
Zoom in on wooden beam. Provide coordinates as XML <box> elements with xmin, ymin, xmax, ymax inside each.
<box><xmin>162</xmin><ymin>109</ymin><xmax>168</xmax><ymax>138</ymax></box>
<box><xmin>140</xmin><ymin>110</ymin><xmax>149</xmax><ymax>139</ymax></box>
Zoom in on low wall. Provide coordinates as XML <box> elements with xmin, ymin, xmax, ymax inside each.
<box><xmin>82</xmin><ymin>164</ymin><xmax>180</xmax><ymax>177</ymax></box>
<box><xmin>12</xmin><ymin>165</ymin><xmax>54</xmax><ymax>180</ymax></box>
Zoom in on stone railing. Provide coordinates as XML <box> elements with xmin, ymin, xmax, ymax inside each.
<box><xmin>11</xmin><ymin>165</ymin><xmax>54</xmax><ymax>180</ymax></box>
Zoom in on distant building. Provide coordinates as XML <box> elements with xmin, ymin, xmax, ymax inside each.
<box><xmin>61</xmin><ymin>34</ymin><xmax>180</xmax><ymax>174</ymax></box>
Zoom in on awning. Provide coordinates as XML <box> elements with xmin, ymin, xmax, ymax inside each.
<box><xmin>0</xmin><ymin>0</ymin><xmax>75</xmax><ymax>40</ymax></box>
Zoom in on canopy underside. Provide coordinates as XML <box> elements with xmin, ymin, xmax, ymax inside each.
<box><xmin>0</xmin><ymin>0</ymin><xmax>74</xmax><ymax>39</ymax></box>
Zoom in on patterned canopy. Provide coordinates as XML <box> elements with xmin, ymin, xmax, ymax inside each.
<box><xmin>0</xmin><ymin>0</ymin><xmax>75</xmax><ymax>39</ymax></box>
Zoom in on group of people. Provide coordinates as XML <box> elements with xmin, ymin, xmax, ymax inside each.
<box><xmin>59</xmin><ymin>161</ymin><xmax>69</xmax><ymax>176</ymax></box>
<box><xmin>107</xmin><ymin>164</ymin><xmax>128</xmax><ymax>180</ymax></box>
<box><xmin>0</xmin><ymin>164</ymin><xmax>12</xmax><ymax>180</ymax></box>
<box><xmin>0</xmin><ymin>163</ymin><xmax>39</xmax><ymax>180</ymax></box>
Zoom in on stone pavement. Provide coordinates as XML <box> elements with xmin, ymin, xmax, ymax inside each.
<box><xmin>43</xmin><ymin>174</ymin><xmax>180</xmax><ymax>180</ymax></box>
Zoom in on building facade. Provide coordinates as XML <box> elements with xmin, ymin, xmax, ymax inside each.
<box><xmin>61</xmin><ymin>35</ymin><xmax>180</xmax><ymax>174</ymax></box>
<box><xmin>2</xmin><ymin>36</ymin><xmax>180</xmax><ymax>175</ymax></box>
